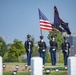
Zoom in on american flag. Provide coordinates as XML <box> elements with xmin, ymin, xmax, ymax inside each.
<box><xmin>38</xmin><ymin>8</ymin><xmax>53</xmax><ymax>31</ymax></box>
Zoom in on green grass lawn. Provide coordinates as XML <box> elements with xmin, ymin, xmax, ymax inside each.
<box><xmin>3</xmin><ymin>72</ymin><xmax>29</xmax><ymax>75</ymax></box>
<box><xmin>3</xmin><ymin>72</ymin><xmax>68</xmax><ymax>75</ymax></box>
<box><xmin>3</xmin><ymin>63</ymin><xmax>68</xmax><ymax>75</ymax></box>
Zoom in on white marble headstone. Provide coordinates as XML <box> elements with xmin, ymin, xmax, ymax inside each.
<box><xmin>31</xmin><ymin>57</ymin><xmax>43</xmax><ymax>75</ymax></box>
<box><xmin>68</xmin><ymin>56</ymin><xmax>76</xmax><ymax>75</ymax></box>
<box><xmin>0</xmin><ymin>56</ymin><xmax>2</xmax><ymax>75</ymax></box>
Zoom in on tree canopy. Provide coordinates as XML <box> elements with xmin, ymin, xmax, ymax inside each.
<box><xmin>8</xmin><ymin>39</ymin><xmax>25</xmax><ymax>62</ymax></box>
<box><xmin>0</xmin><ymin>37</ymin><xmax>8</xmax><ymax>57</ymax></box>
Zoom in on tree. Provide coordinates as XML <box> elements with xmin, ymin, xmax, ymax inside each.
<box><xmin>45</xmin><ymin>50</ymin><xmax>51</xmax><ymax>63</ymax></box>
<box><xmin>31</xmin><ymin>36</ymin><xmax>39</xmax><ymax>56</ymax></box>
<box><xmin>0</xmin><ymin>37</ymin><xmax>8</xmax><ymax>57</ymax></box>
<box><xmin>8</xmin><ymin>39</ymin><xmax>25</xmax><ymax>62</ymax></box>
<box><xmin>32</xmin><ymin>42</ymin><xmax>39</xmax><ymax>56</ymax></box>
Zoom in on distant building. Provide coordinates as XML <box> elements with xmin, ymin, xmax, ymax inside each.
<box><xmin>66</xmin><ymin>34</ymin><xmax>76</xmax><ymax>56</ymax></box>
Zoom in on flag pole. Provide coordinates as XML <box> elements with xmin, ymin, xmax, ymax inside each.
<box><xmin>51</xmin><ymin>23</ymin><xmax>55</xmax><ymax>37</ymax></box>
<box><xmin>40</xmin><ymin>30</ymin><xmax>43</xmax><ymax>36</ymax></box>
<box><xmin>38</xmin><ymin>8</ymin><xmax>43</xmax><ymax>36</ymax></box>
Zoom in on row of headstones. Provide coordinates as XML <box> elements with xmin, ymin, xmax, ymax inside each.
<box><xmin>0</xmin><ymin>56</ymin><xmax>76</xmax><ymax>75</ymax></box>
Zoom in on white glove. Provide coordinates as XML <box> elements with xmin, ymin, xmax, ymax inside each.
<box><xmin>66</xmin><ymin>44</ymin><xmax>68</xmax><ymax>47</ymax></box>
<box><xmin>53</xmin><ymin>49</ymin><xmax>55</xmax><ymax>51</ymax></box>
<box><xmin>65</xmin><ymin>50</ymin><xmax>68</xmax><ymax>53</ymax></box>
<box><xmin>29</xmin><ymin>42</ymin><xmax>31</xmax><ymax>45</ymax></box>
<box><xmin>28</xmin><ymin>49</ymin><xmax>30</xmax><ymax>52</ymax></box>
<box><xmin>43</xmin><ymin>49</ymin><xmax>45</xmax><ymax>52</ymax></box>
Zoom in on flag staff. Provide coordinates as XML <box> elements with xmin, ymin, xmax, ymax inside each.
<box><xmin>38</xmin><ymin>8</ymin><xmax>43</xmax><ymax>36</ymax></box>
<box><xmin>40</xmin><ymin>30</ymin><xmax>43</xmax><ymax>36</ymax></box>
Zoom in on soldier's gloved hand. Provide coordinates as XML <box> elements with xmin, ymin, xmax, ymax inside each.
<box><xmin>29</xmin><ymin>42</ymin><xmax>31</xmax><ymax>45</ymax></box>
<box><xmin>53</xmin><ymin>49</ymin><xmax>55</xmax><ymax>51</ymax></box>
<box><xmin>65</xmin><ymin>50</ymin><xmax>68</xmax><ymax>53</ymax></box>
<box><xmin>28</xmin><ymin>49</ymin><xmax>30</xmax><ymax>51</ymax></box>
<box><xmin>43</xmin><ymin>49</ymin><xmax>45</xmax><ymax>52</ymax></box>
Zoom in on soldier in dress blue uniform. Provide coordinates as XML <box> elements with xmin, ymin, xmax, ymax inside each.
<box><xmin>38</xmin><ymin>36</ymin><xmax>46</xmax><ymax>65</ymax></box>
<box><xmin>24</xmin><ymin>35</ymin><xmax>33</xmax><ymax>66</ymax></box>
<box><xmin>49</xmin><ymin>37</ymin><xmax>58</xmax><ymax>66</ymax></box>
<box><xmin>61</xmin><ymin>37</ymin><xmax>70</xmax><ymax>66</ymax></box>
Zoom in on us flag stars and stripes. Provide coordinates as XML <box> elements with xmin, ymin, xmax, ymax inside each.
<box><xmin>38</xmin><ymin>8</ymin><xmax>53</xmax><ymax>31</ymax></box>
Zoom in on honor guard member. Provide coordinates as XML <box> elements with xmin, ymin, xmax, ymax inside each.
<box><xmin>24</xmin><ymin>35</ymin><xmax>33</xmax><ymax>66</ymax></box>
<box><xmin>38</xmin><ymin>36</ymin><xmax>46</xmax><ymax>65</ymax></box>
<box><xmin>49</xmin><ymin>37</ymin><xmax>58</xmax><ymax>66</ymax></box>
<box><xmin>61</xmin><ymin>37</ymin><xmax>70</xmax><ymax>66</ymax></box>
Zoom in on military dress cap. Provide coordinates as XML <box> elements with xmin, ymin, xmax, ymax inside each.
<box><xmin>51</xmin><ymin>36</ymin><xmax>53</xmax><ymax>39</ymax></box>
<box><xmin>51</xmin><ymin>36</ymin><xmax>55</xmax><ymax>39</ymax></box>
<box><xmin>27</xmin><ymin>34</ymin><xmax>31</xmax><ymax>38</ymax></box>
<box><xmin>40</xmin><ymin>36</ymin><xmax>44</xmax><ymax>39</ymax></box>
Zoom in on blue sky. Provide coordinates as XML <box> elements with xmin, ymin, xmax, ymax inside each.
<box><xmin>0</xmin><ymin>0</ymin><xmax>76</xmax><ymax>45</ymax></box>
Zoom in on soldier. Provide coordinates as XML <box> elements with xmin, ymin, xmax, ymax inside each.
<box><xmin>24</xmin><ymin>35</ymin><xmax>33</xmax><ymax>66</ymax></box>
<box><xmin>38</xmin><ymin>36</ymin><xmax>46</xmax><ymax>65</ymax></box>
<box><xmin>49</xmin><ymin>37</ymin><xmax>58</xmax><ymax>66</ymax></box>
<box><xmin>61</xmin><ymin>37</ymin><xmax>70</xmax><ymax>66</ymax></box>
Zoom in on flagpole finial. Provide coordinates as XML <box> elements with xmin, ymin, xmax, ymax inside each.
<box><xmin>54</xmin><ymin>6</ymin><xmax>56</xmax><ymax>8</ymax></box>
<box><xmin>54</xmin><ymin>6</ymin><xmax>56</xmax><ymax>10</ymax></box>
<box><xmin>40</xmin><ymin>36</ymin><xmax>44</xmax><ymax>39</ymax></box>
